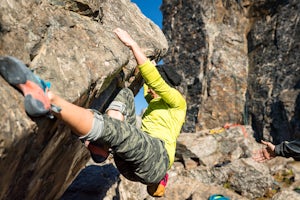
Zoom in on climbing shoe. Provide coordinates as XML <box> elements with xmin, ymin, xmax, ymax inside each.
<box><xmin>147</xmin><ymin>173</ymin><xmax>169</xmax><ymax>197</ymax></box>
<box><xmin>85</xmin><ymin>141</ymin><xmax>109</xmax><ymax>163</ymax></box>
<box><xmin>208</xmin><ymin>194</ymin><xmax>230</xmax><ymax>200</ymax></box>
<box><xmin>0</xmin><ymin>56</ymin><xmax>51</xmax><ymax>117</ymax></box>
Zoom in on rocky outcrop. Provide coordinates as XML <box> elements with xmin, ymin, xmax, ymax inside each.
<box><xmin>1</xmin><ymin>0</ymin><xmax>300</xmax><ymax>199</ymax></box>
<box><xmin>62</xmin><ymin>126</ymin><xmax>300</xmax><ymax>200</ymax></box>
<box><xmin>162</xmin><ymin>0</ymin><xmax>251</xmax><ymax>132</ymax></box>
<box><xmin>247</xmin><ymin>0</ymin><xmax>300</xmax><ymax>143</ymax></box>
<box><xmin>162</xmin><ymin>0</ymin><xmax>300</xmax><ymax>144</ymax></box>
<box><xmin>0</xmin><ymin>0</ymin><xmax>167</xmax><ymax>199</ymax></box>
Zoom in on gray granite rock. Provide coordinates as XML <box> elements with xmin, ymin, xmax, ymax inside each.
<box><xmin>0</xmin><ymin>0</ymin><xmax>167</xmax><ymax>199</ymax></box>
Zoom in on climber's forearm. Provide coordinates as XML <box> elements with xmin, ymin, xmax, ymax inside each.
<box><xmin>275</xmin><ymin>139</ymin><xmax>300</xmax><ymax>160</ymax></box>
<box><xmin>129</xmin><ymin>42</ymin><xmax>148</xmax><ymax>65</ymax></box>
<box><xmin>113</xmin><ymin>28</ymin><xmax>148</xmax><ymax>65</ymax></box>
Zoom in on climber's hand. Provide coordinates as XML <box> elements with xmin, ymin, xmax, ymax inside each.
<box><xmin>252</xmin><ymin>140</ymin><xmax>276</xmax><ymax>162</ymax></box>
<box><xmin>114</xmin><ymin>28</ymin><xmax>137</xmax><ymax>48</ymax></box>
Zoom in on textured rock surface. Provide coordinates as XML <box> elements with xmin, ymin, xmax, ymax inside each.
<box><xmin>1</xmin><ymin>0</ymin><xmax>300</xmax><ymax>199</ymax></box>
<box><xmin>162</xmin><ymin>0</ymin><xmax>251</xmax><ymax>132</ymax></box>
<box><xmin>162</xmin><ymin>0</ymin><xmax>300</xmax><ymax>141</ymax></box>
<box><xmin>63</xmin><ymin>0</ymin><xmax>300</xmax><ymax>199</ymax></box>
<box><xmin>0</xmin><ymin>0</ymin><xmax>167</xmax><ymax>199</ymax></box>
<box><xmin>62</xmin><ymin>126</ymin><xmax>300</xmax><ymax>200</ymax></box>
<box><xmin>247</xmin><ymin>0</ymin><xmax>300</xmax><ymax>143</ymax></box>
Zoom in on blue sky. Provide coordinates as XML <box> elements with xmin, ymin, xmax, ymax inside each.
<box><xmin>131</xmin><ymin>0</ymin><xmax>163</xmax><ymax>114</ymax></box>
<box><xmin>131</xmin><ymin>0</ymin><xmax>163</xmax><ymax>27</ymax></box>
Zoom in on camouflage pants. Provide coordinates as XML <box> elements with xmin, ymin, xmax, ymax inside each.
<box><xmin>84</xmin><ymin>88</ymin><xmax>169</xmax><ymax>185</ymax></box>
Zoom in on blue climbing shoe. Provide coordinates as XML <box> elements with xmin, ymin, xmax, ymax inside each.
<box><xmin>208</xmin><ymin>194</ymin><xmax>230</xmax><ymax>200</ymax></box>
<box><xmin>0</xmin><ymin>56</ymin><xmax>51</xmax><ymax>117</ymax></box>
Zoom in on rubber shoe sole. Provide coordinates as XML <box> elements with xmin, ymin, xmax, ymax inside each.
<box><xmin>0</xmin><ymin>56</ymin><xmax>51</xmax><ymax>117</ymax></box>
<box><xmin>86</xmin><ymin>142</ymin><xmax>109</xmax><ymax>163</ymax></box>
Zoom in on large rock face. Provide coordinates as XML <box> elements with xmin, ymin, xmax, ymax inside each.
<box><xmin>162</xmin><ymin>0</ymin><xmax>251</xmax><ymax>132</ymax></box>
<box><xmin>1</xmin><ymin>0</ymin><xmax>300</xmax><ymax>199</ymax></box>
<box><xmin>62</xmin><ymin>126</ymin><xmax>300</xmax><ymax>200</ymax></box>
<box><xmin>162</xmin><ymin>0</ymin><xmax>300</xmax><ymax>143</ymax></box>
<box><xmin>0</xmin><ymin>0</ymin><xmax>167</xmax><ymax>199</ymax></box>
<box><xmin>247</xmin><ymin>0</ymin><xmax>300</xmax><ymax>143</ymax></box>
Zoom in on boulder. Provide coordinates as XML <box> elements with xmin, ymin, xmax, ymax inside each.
<box><xmin>64</xmin><ymin>126</ymin><xmax>300</xmax><ymax>199</ymax></box>
<box><xmin>0</xmin><ymin>0</ymin><xmax>167</xmax><ymax>199</ymax></box>
<box><xmin>162</xmin><ymin>0</ymin><xmax>300</xmax><ymax>144</ymax></box>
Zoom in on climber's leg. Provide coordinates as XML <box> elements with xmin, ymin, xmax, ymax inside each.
<box><xmin>47</xmin><ymin>91</ymin><xmax>94</xmax><ymax>137</ymax></box>
<box><xmin>48</xmin><ymin>87</ymin><xmax>167</xmax><ymax>183</ymax></box>
<box><xmin>0</xmin><ymin>56</ymin><xmax>99</xmax><ymax>138</ymax></box>
<box><xmin>106</xmin><ymin>87</ymin><xmax>136</xmax><ymax>126</ymax></box>
<box><xmin>76</xmin><ymin>89</ymin><xmax>168</xmax><ymax>184</ymax></box>
<box><xmin>46</xmin><ymin>88</ymin><xmax>136</xmax><ymax>162</ymax></box>
<box><xmin>86</xmin><ymin>87</ymin><xmax>137</xmax><ymax>163</ymax></box>
<box><xmin>0</xmin><ymin>56</ymin><xmax>51</xmax><ymax>117</ymax></box>
<box><xmin>97</xmin><ymin>114</ymin><xmax>169</xmax><ymax>185</ymax></box>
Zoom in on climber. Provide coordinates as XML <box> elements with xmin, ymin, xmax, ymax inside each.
<box><xmin>252</xmin><ymin>139</ymin><xmax>300</xmax><ymax>162</ymax></box>
<box><xmin>0</xmin><ymin>28</ymin><xmax>187</xmax><ymax>197</ymax></box>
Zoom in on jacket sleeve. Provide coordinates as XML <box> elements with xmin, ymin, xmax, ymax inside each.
<box><xmin>274</xmin><ymin>139</ymin><xmax>300</xmax><ymax>161</ymax></box>
<box><xmin>143</xmin><ymin>84</ymin><xmax>152</xmax><ymax>104</ymax></box>
<box><xmin>139</xmin><ymin>60</ymin><xmax>185</xmax><ymax>109</ymax></box>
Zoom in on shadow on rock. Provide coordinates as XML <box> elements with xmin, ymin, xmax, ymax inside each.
<box><xmin>60</xmin><ymin>164</ymin><xmax>119</xmax><ymax>200</ymax></box>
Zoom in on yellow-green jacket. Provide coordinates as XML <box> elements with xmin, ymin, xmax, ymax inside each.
<box><xmin>138</xmin><ymin>60</ymin><xmax>187</xmax><ymax>168</ymax></box>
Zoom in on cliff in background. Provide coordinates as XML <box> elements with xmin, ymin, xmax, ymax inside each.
<box><xmin>0</xmin><ymin>0</ymin><xmax>167</xmax><ymax>199</ymax></box>
<box><xmin>162</xmin><ymin>0</ymin><xmax>300</xmax><ymax>145</ymax></box>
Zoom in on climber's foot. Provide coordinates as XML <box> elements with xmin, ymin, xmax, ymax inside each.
<box><xmin>0</xmin><ymin>56</ymin><xmax>51</xmax><ymax>117</ymax></box>
<box><xmin>85</xmin><ymin>141</ymin><xmax>110</xmax><ymax>163</ymax></box>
